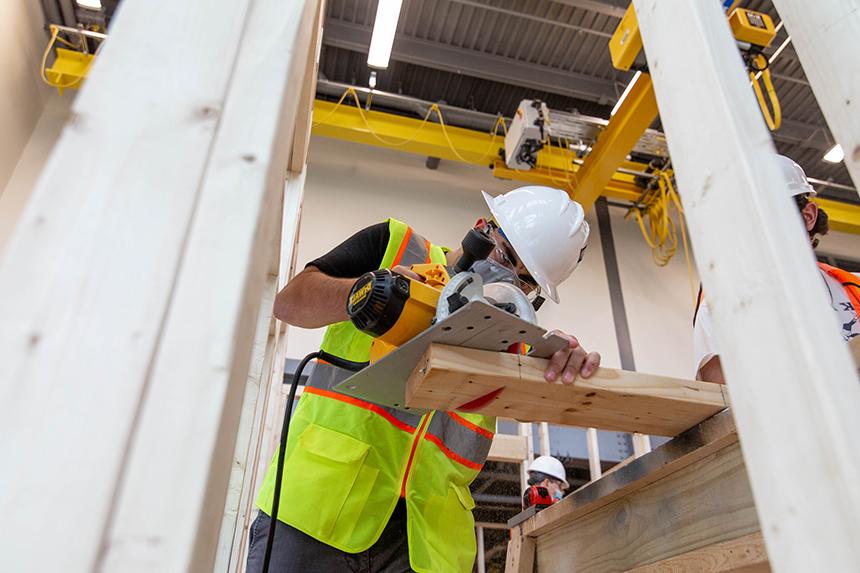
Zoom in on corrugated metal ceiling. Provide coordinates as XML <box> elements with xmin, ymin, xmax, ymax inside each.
<box><xmin>319</xmin><ymin>0</ymin><xmax>854</xmax><ymax>190</ymax></box>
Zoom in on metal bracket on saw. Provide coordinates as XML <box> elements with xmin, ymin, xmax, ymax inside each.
<box><xmin>334</xmin><ymin>300</ymin><xmax>569</xmax><ymax>415</ymax></box>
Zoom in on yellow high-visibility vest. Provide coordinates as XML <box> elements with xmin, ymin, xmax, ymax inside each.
<box><xmin>257</xmin><ymin>218</ymin><xmax>495</xmax><ymax>572</ymax></box>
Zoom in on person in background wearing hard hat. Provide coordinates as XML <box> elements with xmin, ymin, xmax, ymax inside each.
<box><xmin>527</xmin><ymin>455</ymin><xmax>570</xmax><ymax>503</ymax></box>
<box><xmin>695</xmin><ymin>155</ymin><xmax>860</xmax><ymax>384</ymax></box>
<box><xmin>246</xmin><ymin>186</ymin><xmax>601</xmax><ymax>573</ymax></box>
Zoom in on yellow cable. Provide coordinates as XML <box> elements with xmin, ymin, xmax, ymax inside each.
<box><xmin>624</xmin><ymin>168</ymin><xmax>696</xmax><ymax>301</ymax></box>
<box><xmin>312</xmin><ymin>87</ymin><xmax>507</xmax><ymax>163</ymax></box>
<box><xmin>750</xmin><ymin>54</ymin><xmax>781</xmax><ymax>130</ymax></box>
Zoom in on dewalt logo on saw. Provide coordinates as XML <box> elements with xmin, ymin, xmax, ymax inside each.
<box><xmin>349</xmin><ymin>281</ymin><xmax>373</xmax><ymax>308</ymax></box>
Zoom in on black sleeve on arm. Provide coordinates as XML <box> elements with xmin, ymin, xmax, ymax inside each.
<box><xmin>306</xmin><ymin>222</ymin><xmax>390</xmax><ymax>278</ymax></box>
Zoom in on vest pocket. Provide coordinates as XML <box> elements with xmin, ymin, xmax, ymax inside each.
<box><xmin>283</xmin><ymin>423</ymin><xmax>374</xmax><ymax>539</ymax></box>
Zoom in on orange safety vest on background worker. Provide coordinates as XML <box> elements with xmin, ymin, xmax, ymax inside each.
<box><xmin>256</xmin><ymin>218</ymin><xmax>495</xmax><ymax>573</ymax></box>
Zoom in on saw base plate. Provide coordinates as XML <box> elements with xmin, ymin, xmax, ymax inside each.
<box><xmin>334</xmin><ymin>300</ymin><xmax>568</xmax><ymax>414</ymax></box>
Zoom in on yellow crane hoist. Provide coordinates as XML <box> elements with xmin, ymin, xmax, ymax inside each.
<box><xmin>609</xmin><ymin>4</ymin><xmax>782</xmax><ymax>131</ymax></box>
<box><xmin>41</xmin><ymin>24</ymin><xmax>105</xmax><ymax>95</ymax></box>
<box><xmin>730</xmin><ymin>8</ymin><xmax>782</xmax><ymax>131</ymax></box>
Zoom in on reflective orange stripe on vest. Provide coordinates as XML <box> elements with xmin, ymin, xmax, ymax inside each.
<box><xmin>423</xmin><ymin>412</ymin><xmax>493</xmax><ymax>471</ymax></box>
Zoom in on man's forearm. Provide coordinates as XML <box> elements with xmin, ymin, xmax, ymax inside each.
<box><xmin>274</xmin><ymin>267</ymin><xmax>355</xmax><ymax>328</ymax></box>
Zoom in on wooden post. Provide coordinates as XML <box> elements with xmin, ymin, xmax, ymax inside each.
<box><xmin>537</xmin><ymin>422</ymin><xmax>551</xmax><ymax>456</ymax></box>
<box><xmin>586</xmin><ymin>428</ymin><xmax>602</xmax><ymax>481</ymax></box>
<box><xmin>631</xmin><ymin>433</ymin><xmax>652</xmax><ymax>457</ymax></box>
<box><xmin>505</xmin><ymin>527</ymin><xmax>536</xmax><ymax>573</ymax></box>
<box><xmin>769</xmin><ymin>0</ymin><xmax>860</xmax><ymax>189</ymax></box>
<box><xmin>518</xmin><ymin>422</ymin><xmax>535</xmax><ymax>492</ymax></box>
<box><xmin>634</xmin><ymin>0</ymin><xmax>860</xmax><ymax>571</ymax></box>
<box><xmin>476</xmin><ymin>525</ymin><xmax>486</xmax><ymax>573</ymax></box>
<box><xmin>0</xmin><ymin>0</ymin><xmax>320</xmax><ymax>570</ymax></box>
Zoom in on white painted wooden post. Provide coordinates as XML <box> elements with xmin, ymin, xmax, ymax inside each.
<box><xmin>476</xmin><ymin>525</ymin><xmax>486</xmax><ymax>573</ymax></box>
<box><xmin>518</xmin><ymin>422</ymin><xmax>535</xmax><ymax>491</ymax></box>
<box><xmin>537</xmin><ymin>422</ymin><xmax>551</xmax><ymax>456</ymax></box>
<box><xmin>631</xmin><ymin>433</ymin><xmax>651</xmax><ymax>457</ymax></box>
<box><xmin>0</xmin><ymin>0</ymin><xmax>319</xmax><ymax>570</ymax></box>
<box><xmin>634</xmin><ymin>1</ymin><xmax>860</xmax><ymax>571</ymax></box>
<box><xmin>769</xmin><ymin>0</ymin><xmax>860</xmax><ymax>189</ymax></box>
<box><xmin>214</xmin><ymin>280</ymin><xmax>279</xmax><ymax>572</ymax></box>
<box><xmin>585</xmin><ymin>428</ymin><xmax>602</xmax><ymax>481</ymax></box>
<box><xmin>226</xmin><ymin>172</ymin><xmax>311</xmax><ymax>573</ymax></box>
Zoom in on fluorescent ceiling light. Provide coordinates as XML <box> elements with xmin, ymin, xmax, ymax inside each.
<box><xmin>823</xmin><ymin>144</ymin><xmax>844</xmax><ymax>163</ymax></box>
<box><xmin>611</xmin><ymin>71</ymin><xmax>641</xmax><ymax>116</ymax></box>
<box><xmin>76</xmin><ymin>0</ymin><xmax>102</xmax><ymax>9</ymax></box>
<box><xmin>367</xmin><ymin>0</ymin><xmax>403</xmax><ymax>69</ymax></box>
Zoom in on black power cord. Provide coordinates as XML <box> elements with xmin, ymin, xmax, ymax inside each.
<box><xmin>261</xmin><ymin>350</ymin><xmax>367</xmax><ymax>573</ymax></box>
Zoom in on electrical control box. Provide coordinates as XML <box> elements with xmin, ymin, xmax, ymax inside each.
<box><xmin>729</xmin><ymin>8</ymin><xmax>776</xmax><ymax>48</ymax></box>
<box><xmin>504</xmin><ymin>100</ymin><xmax>548</xmax><ymax>170</ymax></box>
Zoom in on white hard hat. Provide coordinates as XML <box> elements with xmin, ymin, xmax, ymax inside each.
<box><xmin>775</xmin><ymin>154</ymin><xmax>816</xmax><ymax>197</ymax></box>
<box><xmin>482</xmin><ymin>186</ymin><xmax>589</xmax><ymax>304</ymax></box>
<box><xmin>527</xmin><ymin>455</ymin><xmax>569</xmax><ymax>488</ymax></box>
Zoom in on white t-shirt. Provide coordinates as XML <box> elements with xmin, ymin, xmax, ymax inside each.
<box><xmin>693</xmin><ymin>269</ymin><xmax>860</xmax><ymax>374</ymax></box>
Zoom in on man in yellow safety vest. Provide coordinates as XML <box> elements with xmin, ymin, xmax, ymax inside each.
<box><xmin>247</xmin><ymin>186</ymin><xmax>601</xmax><ymax>573</ymax></box>
<box><xmin>694</xmin><ymin>155</ymin><xmax>860</xmax><ymax>383</ymax></box>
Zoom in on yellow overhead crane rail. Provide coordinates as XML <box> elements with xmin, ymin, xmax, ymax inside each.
<box><xmin>311</xmin><ymin>94</ymin><xmax>646</xmax><ymax>203</ymax></box>
<box><xmin>311</xmin><ymin>95</ymin><xmax>860</xmax><ymax>236</ymax></box>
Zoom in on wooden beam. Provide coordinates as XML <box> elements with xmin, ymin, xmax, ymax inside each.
<box><xmin>0</xmin><ymin>0</ymin><xmax>319</xmax><ymax>570</ymax></box>
<box><xmin>626</xmin><ymin>532</ymin><xmax>770</xmax><ymax>573</ymax></box>
<box><xmin>522</xmin><ymin>410</ymin><xmax>738</xmax><ymax>539</ymax></box>
<box><xmin>488</xmin><ymin>433</ymin><xmax>529</xmax><ymax>464</ymax></box>
<box><xmin>534</xmin><ymin>440</ymin><xmax>758</xmax><ymax>571</ymax></box>
<box><xmin>505</xmin><ymin>528</ymin><xmax>536</xmax><ymax>573</ymax></box>
<box><xmin>406</xmin><ymin>344</ymin><xmax>729</xmax><ymax>436</ymax></box>
<box><xmin>102</xmin><ymin>1</ymin><xmax>320</xmax><ymax>569</ymax></box>
<box><xmin>634</xmin><ymin>0</ymin><xmax>860</xmax><ymax>570</ymax></box>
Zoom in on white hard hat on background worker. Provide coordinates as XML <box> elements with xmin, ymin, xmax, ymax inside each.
<box><xmin>527</xmin><ymin>455</ymin><xmax>570</xmax><ymax>489</ymax></box>
<box><xmin>482</xmin><ymin>186</ymin><xmax>589</xmax><ymax>304</ymax></box>
<box><xmin>775</xmin><ymin>154</ymin><xmax>816</xmax><ymax>197</ymax></box>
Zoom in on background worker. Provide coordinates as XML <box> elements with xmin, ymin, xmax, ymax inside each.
<box><xmin>246</xmin><ymin>186</ymin><xmax>601</xmax><ymax>573</ymax></box>
<box><xmin>526</xmin><ymin>455</ymin><xmax>570</xmax><ymax>504</ymax></box>
<box><xmin>695</xmin><ymin>155</ymin><xmax>860</xmax><ymax>384</ymax></box>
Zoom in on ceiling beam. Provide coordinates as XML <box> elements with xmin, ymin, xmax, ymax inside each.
<box><xmin>323</xmin><ymin>19</ymin><xmax>619</xmax><ymax>104</ymax></box>
<box><xmin>773</xmin><ymin>117</ymin><xmax>829</xmax><ymax>150</ymax></box>
<box><xmin>448</xmin><ymin>0</ymin><xmax>614</xmax><ymax>38</ymax></box>
<box><xmin>549</xmin><ymin>0</ymin><xmax>628</xmax><ymax>19</ymax></box>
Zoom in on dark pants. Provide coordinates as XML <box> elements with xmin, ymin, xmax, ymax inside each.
<box><xmin>245</xmin><ymin>500</ymin><xmax>414</xmax><ymax>573</ymax></box>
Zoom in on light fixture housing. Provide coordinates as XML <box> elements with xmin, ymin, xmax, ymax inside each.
<box><xmin>610</xmin><ymin>71</ymin><xmax>641</xmax><ymax>116</ymax></box>
<box><xmin>76</xmin><ymin>0</ymin><xmax>102</xmax><ymax>10</ymax></box>
<box><xmin>823</xmin><ymin>144</ymin><xmax>844</xmax><ymax>163</ymax></box>
<box><xmin>367</xmin><ymin>0</ymin><xmax>404</xmax><ymax>69</ymax></box>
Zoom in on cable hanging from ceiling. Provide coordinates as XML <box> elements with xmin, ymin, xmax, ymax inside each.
<box><xmin>626</xmin><ymin>164</ymin><xmax>697</xmax><ymax>301</ymax></box>
<box><xmin>312</xmin><ymin>87</ymin><xmax>508</xmax><ymax>163</ymax></box>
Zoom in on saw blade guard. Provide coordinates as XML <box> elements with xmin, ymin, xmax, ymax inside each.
<box><xmin>436</xmin><ymin>271</ymin><xmax>537</xmax><ymax>325</ymax></box>
<box><xmin>482</xmin><ymin>281</ymin><xmax>537</xmax><ymax>325</ymax></box>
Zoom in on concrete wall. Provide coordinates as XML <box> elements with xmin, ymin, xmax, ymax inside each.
<box><xmin>1</xmin><ymin>0</ymin><xmax>51</xmax><ymax>198</ymax></box>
